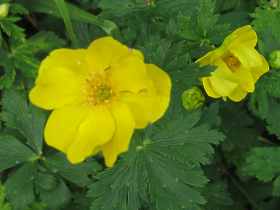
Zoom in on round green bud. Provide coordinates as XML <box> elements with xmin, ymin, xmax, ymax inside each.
<box><xmin>181</xmin><ymin>87</ymin><xmax>205</xmax><ymax>111</ymax></box>
<box><xmin>145</xmin><ymin>0</ymin><xmax>156</xmax><ymax>7</ymax></box>
<box><xmin>270</xmin><ymin>0</ymin><xmax>279</xmax><ymax>8</ymax></box>
<box><xmin>0</xmin><ymin>3</ymin><xmax>9</xmax><ymax>18</ymax></box>
<box><xmin>269</xmin><ymin>50</ymin><xmax>280</xmax><ymax>69</ymax></box>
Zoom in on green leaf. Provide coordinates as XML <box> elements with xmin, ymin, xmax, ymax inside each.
<box><xmin>37</xmin><ymin>179</ymin><xmax>71</xmax><ymax>210</ymax></box>
<box><xmin>53</xmin><ymin>0</ymin><xmax>78</xmax><ymax>46</ymax></box>
<box><xmin>0</xmin><ymin>135</ymin><xmax>36</xmax><ymax>171</ymax></box>
<box><xmin>242</xmin><ymin>147</ymin><xmax>280</xmax><ymax>182</ymax></box>
<box><xmin>24</xmin><ymin>203</ymin><xmax>47</xmax><ymax>210</ymax></box>
<box><xmin>0</xmin><ymin>183</ymin><xmax>12</xmax><ymax>210</ymax></box>
<box><xmin>98</xmin><ymin>0</ymin><xmax>147</xmax><ymax>17</ymax></box>
<box><xmin>99</xmin><ymin>0</ymin><xmax>198</xmax><ymax>18</ymax></box>
<box><xmin>35</xmin><ymin>172</ymin><xmax>58</xmax><ymax>191</ymax></box>
<box><xmin>14</xmin><ymin>31</ymin><xmax>66</xmax><ymax>55</ymax></box>
<box><xmin>0</xmin><ymin>50</ymin><xmax>16</xmax><ymax>89</ymax></box>
<box><xmin>203</xmin><ymin>181</ymin><xmax>233</xmax><ymax>210</ymax></box>
<box><xmin>172</xmin><ymin>64</ymin><xmax>214</xmax><ymax>91</ymax></box>
<box><xmin>0</xmin><ymin>17</ymin><xmax>25</xmax><ymax>40</ymax></box>
<box><xmin>45</xmin><ymin>152</ymin><xmax>102</xmax><ymax>187</ymax></box>
<box><xmin>2</xmin><ymin>88</ymin><xmax>47</xmax><ymax>153</ymax></box>
<box><xmin>16</xmin><ymin>0</ymin><xmax>117</xmax><ymax>35</ymax></box>
<box><xmin>197</xmin><ymin>0</ymin><xmax>219</xmax><ymax>36</ymax></box>
<box><xmin>177</xmin><ymin>0</ymin><xmax>229</xmax><ymax>45</ymax></box>
<box><xmin>10</xmin><ymin>3</ymin><xmax>29</xmax><ymax>15</ymax></box>
<box><xmin>5</xmin><ymin>163</ymin><xmax>36</xmax><ymax>210</ymax></box>
<box><xmin>252</xmin><ymin>8</ymin><xmax>280</xmax><ymax>57</ymax></box>
<box><xmin>249</xmin><ymin>71</ymin><xmax>280</xmax><ymax>137</ymax></box>
<box><xmin>273</xmin><ymin>176</ymin><xmax>280</xmax><ymax>197</ymax></box>
<box><xmin>10</xmin><ymin>31</ymin><xmax>65</xmax><ymax>78</ymax></box>
<box><xmin>88</xmin><ymin>110</ymin><xmax>224</xmax><ymax>210</ymax></box>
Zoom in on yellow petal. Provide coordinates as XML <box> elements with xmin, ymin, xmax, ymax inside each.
<box><xmin>209</xmin><ymin>75</ymin><xmax>238</xmax><ymax>97</ymax></box>
<box><xmin>223</xmin><ymin>25</ymin><xmax>257</xmax><ymax>49</ymax></box>
<box><xmin>44</xmin><ymin>104</ymin><xmax>90</xmax><ymax>153</ymax></box>
<box><xmin>120</xmin><ymin>92</ymin><xmax>152</xmax><ymax>128</ymax></box>
<box><xmin>250</xmin><ymin>54</ymin><xmax>269</xmax><ymax>82</ymax></box>
<box><xmin>118</xmin><ymin>64</ymin><xmax>171</xmax><ymax>129</ymax></box>
<box><xmin>67</xmin><ymin>106</ymin><xmax>115</xmax><ymax>164</ymax></box>
<box><xmin>230</xmin><ymin>47</ymin><xmax>263</xmax><ymax>68</ymax></box>
<box><xmin>102</xmin><ymin>102</ymin><xmax>135</xmax><ymax>167</ymax></box>
<box><xmin>213</xmin><ymin>60</ymin><xmax>255</xmax><ymax>92</ymax></box>
<box><xmin>196</xmin><ymin>48</ymin><xmax>223</xmax><ymax>66</ymax></box>
<box><xmin>86</xmin><ymin>36</ymin><xmax>142</xmax><ymax>72</ymax></box>
<box><xmin>29</xmin><ymin>49</ymin><xmax>88</xmax><ymax>110</ymax></box>
<box><xmin>202</xmin><ymin>77</ymin><xmax>221</xmax><ymax>98</ymax></box>
<box><xmin>132</xmin><ymin>49</ymin><xmax>144</xmax><ymax>61</ymax></box>
<box><xmin>146</xmin><ymin>64</ymin><xmax>171</xmax><ymax>123</ymax></box>
<box><xmin>233</xmin><ymin>66</ymin><xmax>255</xmax><ymax>92</ymax></box>
<box><xmin>109</xmin><ymin>54</ymin><xmax>151</xmax><ymax>93</ymax></box>
<box><xmin>228</xmin><ymin>87</ymin><xmax>248</xmax><ymax>102</ymax></box>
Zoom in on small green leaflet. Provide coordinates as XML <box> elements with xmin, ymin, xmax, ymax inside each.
<box><xmin>242</xmin><ymin>147</ymin><xmax>280</xmax><ymax>197</ymax></box>
<box><xmin>2</xmin><ymin>88</ymin><xmax>47</xmax><ymax>153</ymax></box>
<box><xmin>0</xmin><ymin>135</ymin><xmax>37</xmax><ymax>171</ymax></box>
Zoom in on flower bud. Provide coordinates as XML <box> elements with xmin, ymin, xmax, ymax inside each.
<box><xmin>145</xmin><ymin>0</ymin><xmax>156</xmax><ymax>7</ymax></box>
<box><xmin>0</xmin><ymin>3</ymin><xmax>9</xmax><ymax>18</ymax></box>
<box><xmin>269</xmin><ymin>50</ymin><xmax>280</xmax><ymax>69</ymax></box>
<box><xmin>270</xmin><ymin>0</ymin><xmax>279</xmax><ymax>8</ymax></box>
<box><xmin>181</xmin><ymin>87</ymin><xmax>205</xmax><ymax>111</ymax></box>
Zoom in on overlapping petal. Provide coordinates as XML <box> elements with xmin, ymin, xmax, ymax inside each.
<box><xmin>119</xmin><ymin>64</ymin><xmax>171</xmax><ymax>129</ymax></box>
<box><xmin>230</xmin><ymin>47</ymin><xmax>263</xmax><ymax>68</ymax></box>
<box><xmin>44</xmin><ymin>104</ymin><xmax>90</xmax><ymax>153</ymax></box>
<box><xmin>102</xmin><ymin>102</ymin><xmax>135</xmax><ymax>167</ymax></box>
<box><xmin>202</xmin><ymin>78</ymin><xmax>220</xmax><ymax>98</ymax></box>
<box><xmin>67</xmin><ymin>106</ymin><xmax>115</xmax><ymax>164</ymax></box>
<box><xmin>109</xmin><ymin>54</ymin><xmax>151</xmax><ymax>93</ymax></box>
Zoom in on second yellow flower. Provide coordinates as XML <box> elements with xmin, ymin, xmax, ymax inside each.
<box><xmin>197</xmin><ymin>25</ymin><xmax>269</xmax><ymax>102</ymax></box>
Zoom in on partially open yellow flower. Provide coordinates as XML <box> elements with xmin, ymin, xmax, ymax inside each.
<box><xmin>197</xmin><ymin>25</ymin><xmax>269</xmax><ymax>102</ymax></box>
<box><xmin>29</xmin><ymin>37</ymin><xmax>171</xmax><ymax>167</ymax></box>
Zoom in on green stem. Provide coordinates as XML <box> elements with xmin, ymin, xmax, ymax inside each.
<box><xmin>227</xmin><ymin>173</ymin><xmax>261</xmax><ymax>210</ymax></box>
<box><xmin>218</xmin><ymin>149</ymin><xmax>261</xmax><ymax>210</ymax></box>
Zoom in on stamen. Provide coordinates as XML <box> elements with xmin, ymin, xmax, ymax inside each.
<box><xmin>84</xmin><ymin>73</ymin><xmax>114</xmax><ymax>105</ymax></box>
<box><xmin>223</xmin><ymin>54</ymin><xmax>241</xmax><ymax>72</ymax></box>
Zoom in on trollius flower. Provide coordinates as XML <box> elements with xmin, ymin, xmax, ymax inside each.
<box><xmin>197</xmin><ymin>25</ymin><xmax>269</xmax><ymax>101</ymax></box>
<box><xmin>29</xmin><ymin>37</ymin><xmax>171</xmax><ymax>167</ymax></box>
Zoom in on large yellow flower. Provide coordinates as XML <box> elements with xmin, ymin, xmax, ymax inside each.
<box><xmin>29</xmin><ymin>37</ymin><xmax>171</xmax><ymax>167</ymax></box>
<box><xmin>197</xmin><ymin>25</ymin><xmax>269</xmax><ymax>102</ymax></box>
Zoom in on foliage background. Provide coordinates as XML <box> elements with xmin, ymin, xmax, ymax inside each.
<box><xmin>0</xmin><ymin>0</ymin><xmax>280</xmax><ymax>210</ymax></box>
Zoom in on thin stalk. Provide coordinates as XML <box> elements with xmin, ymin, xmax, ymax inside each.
<box><xmin>53</xmin><ymin>0</ymin><xmax>78</xmax><ymax>47</ymax></box>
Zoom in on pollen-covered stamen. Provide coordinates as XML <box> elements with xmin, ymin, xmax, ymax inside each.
<box><xmin>223</xmin><ymin>54</ymin><xmax>241</xmax><ymax>72</ymax></box>
<box><xmin>84</xmin><ymin>73</ymin><xmax>114</xmax><ymax>105</ymax></box>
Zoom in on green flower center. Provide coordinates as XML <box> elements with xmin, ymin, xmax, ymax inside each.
<box><xmin>95</xmin><ymin>85</ymin><xmax>113</xmax><ymax>103</ymax></box>
<box><xmin>85</xmin><ymin>73</ymin><xmax>114</xmax><ymax>105</ymax></box>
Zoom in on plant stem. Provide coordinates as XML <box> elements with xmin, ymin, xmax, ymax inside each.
<box><xmin>53</xmin><ymin>0</ymin><xmax>78</xmax><ymax>47</ymax></box>
<box><xmin>227</xmin><ymin>173</ymin><xmax>261</xmax><ymax>210</ymax></box>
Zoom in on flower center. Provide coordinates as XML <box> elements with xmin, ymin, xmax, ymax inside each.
<box><xmin>85</xmin><ymin>73</ymin><xmax>114</xmax><ymax>105</ymax></box>
<box><xmin>223</xmin><ymin>54</ymin><xmax>241</xmax><ymax>72</ymax></box>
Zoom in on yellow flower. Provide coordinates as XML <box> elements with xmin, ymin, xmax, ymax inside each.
<box><xmin>197</xmin><ymin>25</ymin><xmax>269</xmax><ymax>102</ymax></box>
<box><xmin>29</xmin><ymin>37</ymin><xmax>171</xmax><ymax>167</ymax></box>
